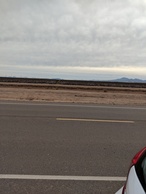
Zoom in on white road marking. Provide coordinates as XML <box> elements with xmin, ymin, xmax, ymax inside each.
<box><xmin>0</xmin><ymin>174</ymin><xmax>126</xmax><ymax>181</ymax></box>
<box><xmin>56</xmin><ymin>118</ymin><xmax>134</xmax><ymax>123</ymax></box>
<box><xmin>1</xmin><ymin>102</ymin><xmax>146</xmax><ymax>110</ymax></box>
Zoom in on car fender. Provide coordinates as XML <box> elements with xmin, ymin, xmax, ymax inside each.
<box><xmin>115</xmin><ymin>186</ymin><xmax>123</xmax><ymax>194</ymax></box>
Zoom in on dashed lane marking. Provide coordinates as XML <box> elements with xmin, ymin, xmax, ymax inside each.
<box><xmin>56</xmin><ymin>118</ymin><xmax>134</xmax><ymax>123</ymax></box>
<box><xmin>0</xmin><ymin>174</ymin><xmax>126</xmax><ymax>181</ymax></box>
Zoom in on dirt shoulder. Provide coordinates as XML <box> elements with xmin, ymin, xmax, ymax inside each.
<box><xmin>0</xmin><ymin>82</ymin><xmax>146</xmax><ymax>105</ymax></box>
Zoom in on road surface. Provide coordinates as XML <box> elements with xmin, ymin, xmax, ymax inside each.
<box><xmin>0</xmin><ymin>102</ymin><xmax>146</xmax><ymax>194</ymax></box>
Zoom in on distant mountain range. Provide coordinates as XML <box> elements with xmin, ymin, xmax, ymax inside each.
<box><xmin>110</xmin><ymin>77</ymin><xmax>146</xmax><ymax>83</ymax></box>
<box><xmin>1</xmin><ymin>76</ymin><xmax>146</xmax><ymax>83</ymax></box>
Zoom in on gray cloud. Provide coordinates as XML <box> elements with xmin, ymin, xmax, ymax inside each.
<box><xmin>0</xmin><ymin>0</ymin><xmax>146</xmax><ymax>79</ymax></box>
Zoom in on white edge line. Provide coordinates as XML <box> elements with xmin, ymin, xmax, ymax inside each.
<box><xmin>1</xmin><ymin>102</ymin><xmax>146</xmax><ymax>110</ymax></box>
<box><xmin>0</xmin><ymin>175</ymin><xmax>126</xmax><ymax>181</ymax></box>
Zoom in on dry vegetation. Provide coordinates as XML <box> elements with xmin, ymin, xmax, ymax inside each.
<box><xmin>0</xmin><ymin>80</ymin><xmax>146</xmax><ymax>105</ymax></box>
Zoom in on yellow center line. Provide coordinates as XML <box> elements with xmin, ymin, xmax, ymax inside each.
<box><xmin>56</xmin><ymin>118</ymin><xmax>134</xmax><ymax>123</ymax></box>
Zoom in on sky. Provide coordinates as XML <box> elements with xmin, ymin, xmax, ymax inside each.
<box><xmin>0</xmin><ymin>0</ymin><xmax>146</xmax><ymax>80</ymax></box>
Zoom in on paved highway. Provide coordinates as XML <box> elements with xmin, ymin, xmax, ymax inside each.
<box><xmin>0</xmin><ymin>102</ymin><xmax>146</xmax><ymax>194</ymax></box>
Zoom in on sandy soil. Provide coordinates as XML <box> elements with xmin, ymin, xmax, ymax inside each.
<box><xmin>0</xmin><ymin>83</ymin><xmax>146</xmax><ymax>105</ymax></box>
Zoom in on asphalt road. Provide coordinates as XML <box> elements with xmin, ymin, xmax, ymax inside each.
<box><xmin>0</xmin><ymin>102</ymin><xmax>146</xmax><ymax>194</ymax></box>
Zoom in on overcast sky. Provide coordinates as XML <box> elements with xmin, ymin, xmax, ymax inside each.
<box><xmin>0</xmin><ymin>0</ymin><xmax>146</xmax><ymax>80</ymax></box>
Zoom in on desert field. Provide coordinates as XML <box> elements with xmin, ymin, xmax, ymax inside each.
<box><xmin>0</xmin><ymin>81</ymin><xmax>146</xmax><ymax>105</ymax></box>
